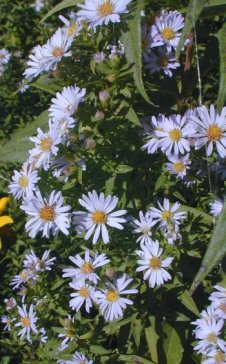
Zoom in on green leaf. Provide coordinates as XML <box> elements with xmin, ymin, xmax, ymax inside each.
<box><xmin>116</xmin><ymin>164</ymin><xmax>134</xmax><ymax>174</ymax></box>
<box><xmin>179</xmin><ymin>204</ymin><xmax>212</xmax><ymax>225</ymax></box>
<box><xmin>31</xmin><ymin>76</ymin><xmax>62</xmax><ymax>95</ymax></box>
<box><xmin>216</xmin><ymin>22</ymin><xmax>226</xmax><ymax>111</ymax></box>
<box><xmin>0</xmin><ymin>110</ymin><xmax>48</xmax><ymax>163</ymax></box>
<box><xmin>179</xmin><ymin>290</ymin><xmax>200</xmax><ymax>316</ymax></box>
<box><xmin>176</xmin><ymin>0</ymin><xmax>207</xmax><ymax>57</ymax></box>
<box><xmin>145</xmin><ymin>325</ymin><xmax>159</xmax><ymax>363</ymax></box>
<box><xmin>41</xmin><ymin>0</ymin><xmax>80</xmax><ymax>23</ymax></box>
<box><xmin>89</xmin><ymin>345</ymin><xmax>110</xmax><ymax>355</ymax></box>
<box><xmin>163</xmin><ymin>323</ymin><xmax>184</xmax><ymax>364</ymax></box>
<box><xmin>126</xmin><ymin>107</ymin><xmax>141</xmax><ymax>126</ymax></box>
<box><xmin>131</xmin><ymin>318</ymin><xmax>142</xmax><ymax>348</ymax></box>
<box><xmin>190</xmin><ymin>201</ymin><xmax>226</xmax><ymax>293</ymax></box>
<box><xmin>121</xmin><ymin>1</ymin><xmax>152</xmax><ymax>104</ymax></box>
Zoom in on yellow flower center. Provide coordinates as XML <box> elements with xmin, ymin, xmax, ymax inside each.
<box><xmin>81</xmin><ymin>262</ymin><xmax>94</xmax><ymax>274</ymax></box>
<box><xmin>40</xmin><ymin>137</ymin><xmax>53</xmax><ymax>152</ymax></box>
<box><xmin>169</xmin><ymin>128</ymin><xmax>182</xmax><ymax>142</ymax></box>
<box><xmin>52</xmin><ymin>47</ymin><xmax>65</xmax><ymax>58</ymax></box>
<box><xmin>78</xmin><ymin>287</ymin><xmax>90</xmax><ymax>298</ymax></box>
<box><xmin>0</xmin><ymin>54</ymin><xmax>5</xmax><ymax>59</ymax></box>
<box><xmin>174</xmin><ymin>161</ymin><xmax>185</xmax><ymax>173</ymax></box>
<box><xmin>79</xmin><ymin>361</ymin><xmax>86</xmax><ymax>364</ymax></box>
<box><xmin>207</xmin><ymin>332</ymin><xmax>217</xmax><ymax>343</ymax></box>
<box><xmin>91</xmin><ymin>210</ymin><xmax>107</xmax><ymax>224</ymax></box>
<box><xmin>106</xmin><ymin>290</ymin><xmax>119</xmax><ymax>302</ymax></box>
<box><xmin>21</xmin><ymin>316</ymin><xmax>30</xmax><ymax>327</ymax></box>
<box><xmin>149</xmin><ymin>256</ymin><xmax>161</xmax><ymax>269</ymax></box>
<box><xmin>157</xmin><ymin>56</ymin><xmax>169</xmax><ymax>67</ymax></box>
<box><xmin>219</xmin><ymin>301</ymin><xmax>226</xmax><ymax>313</ymax></box>
<box><xmin>161</xmin><ymin>27</ymin><xmax>175</xmax><ymax>40</ymax></box>
<box><xmin>161</xmin><ymin>210</ymin><xmax>173</xmax><ymax>220</ymax></box>
<box><xmin>97</xmin><ymin>1</ymin><xmax>114</xmax><ymax>17</ymax></box>
<box><xmin>18</xmin><ymin>176</ymin><xmax>29</xmax><ymax>188</ymax></box>
<box><xmin>207</xmin><ymin>124</ymin><xmax>222</xmax><ymax>141</ymax></box>
<box><xmin>215</xmin><ymin>351</ymin><xmax>225</xmax><ymax>363</ymax></box>
<box><xmin>39</xmin><ymin>206</ymin><xmax>55</xmax><ymax>221</ymax></box>
<box><xmin>38</xmin><ymin>258</ymin><xmax>45</xmax><ymax>269</ymax></box>
<box><xmin>20</xmin><ymin>270</ymin><xmax>29</xmax><ymax>280</ymax></box>
<box><xmin>67</xmin><ymin>24</ymin><xmax>78</xmax><ymax>37</ymax></box>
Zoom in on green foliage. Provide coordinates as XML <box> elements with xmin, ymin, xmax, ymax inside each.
<box><xmin>217</xmin><ymin>22</ymin><xmax>226</xmax><ymax>111</ymax></box>
<box><xmin>0</xmin><ymin>0</ymin><xmax>226</xmax><ymax>363</ymax></box>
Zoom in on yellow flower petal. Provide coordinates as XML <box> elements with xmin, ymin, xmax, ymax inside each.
<box><xmin>0</xmin><ymin>197</ymin><xmax>10</xmax><ymax>215</ymax></box>
<box><xmin>0</xmin><ymin>215</ymin><xmax>14</xmax><ymax>228</ymax></box>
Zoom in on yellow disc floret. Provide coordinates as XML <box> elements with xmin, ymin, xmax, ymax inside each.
<box><xmin>91</xmin><ymin>210</ymin><xmax>107</xmax><ymax>224</ymax></box>
<box><xmin>97</xmin><ymin>1</ymin><xmax>114</xmax><ymax>17</ymax></box>
<box><xmin>161</xmin><ymin>27</ymin><xmax>175</xmax><ymax>40</ymax></box>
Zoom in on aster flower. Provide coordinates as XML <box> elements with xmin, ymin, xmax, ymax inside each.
<box><xmin>191</xmin><ymin>105</ymin><xmax>226</xmax><ymax>157</ymax></box>
<box><xmin>23</xmin><ymin>250</ymin><xmax>56</xmax><ymax>272</ymax></box>
<box><xmin>9</xmin><ymin>161</ymin><xmax>39</xmax><ymax>200</ymax></box>
<box><xmin>20</xmin><ymin>190</ymin><xmax>71</xmax><ymax>238</ymax></box>
<box><xmin>149</xmin><ymin>198</ymin><xmax>186</xmax><ymax>228</ymax></box>
<box><xmin>0</xmin><ymin>48</ymin><xmax>11</xmax><ymax>64</ymax></box>
<box><xmin>142</xmin><ymin>114</ymin><xmax>166</xmax><ymax>154</ymax></box>
<box><xmin>49</xmin><ymin>84</ymin><xmax>86</xmax><ymax>121</ymax></box>
<box><xmin>77</xmin><ymin>0</ymin><xmax>132</xmax><ymax>30</ymax></box>
<box><xmin>74</xmin><ymin>190</ymin><xmax>127</xmax><ymax>244</ymax></box>
<box><xmin>29</xmin><ymin>121</ymin><xmax>62</xmax><ymax>170</ymax></box>
<box><xmin>15</xmin><ymin>304</ymin><xmax>38</xmax><ymax>342</ymax></box>
<box><xmin>58</xmin><ymin>316</ymin><xmax>76</xmax><ymax>351</ymax></box>
<box><xmin>143</xmin><ymin>46</ymin><xmax>180</xmax><ymax>77</ymax></box>
<box><xmin>1</xmin><ymin>316</ymin><xmax>16</xmax><ymax>331</ymax></box>
<box><xmin>131</xmin><ymin>211</ymin><xmax>156</xmax><ymax>245</ymax></box>
<box><xmin>192</xmin><ymin>314</ymin><xmax>226</xmax><ymax>354</ymax></box>
<box><xmin>23</xmin><ymin>44</ymin><xmax>48</xmax><ymax>80</ymax></box>
<box><xmin>58</xmin><ymin>351</ymin><xmax>93</xmax><ymax>364</ymax></box>
<box><xmin>209</xmin><ymin>199</ymin><xmax>223</xmax><ymax>217</ymax></box>
<box><xmin>95</xmin><ymin>274</ymin><xmax>138</xmax><ymax>321</ymax></box>
<box><xmin>155</xmin><ymin>114</ymin><xmax>192</xmax><ymax>155</ymax></box>
<box><xmin>63</xmin><ymin>250</ymin><xmax>110</xmax><ymax>283</ymax></box>
<box><xmin>202</xmin><ymin>349</ymin><xmax>226</xmax><ymax>364</ymax></box>
<box><xmin>136</xmin><ymin>240</ymin><xmax>173</xmax><ymax>288</ymax></box>
<box><xmin>151</xmin><ymin>10</ymin><xmax>184</xmax><ymax>50</ymax></box>
<box><xmin>4</xmin><ymin>297</ymin><xmax>16</xmax><ymax>311</ymax></box>
<box><xmin>59</xmin><ymin>12</ymin><xmax>83</xmax><ymax>38</ymax></box>
<box><xmin>10</xmin><ymin>269</ymin><xmax>37</xmax><ymax>290</ymax></box>
<box><xmin>69</xmin><ymin>280</ymin><xmax>96</xmax><ymax>313</ymax></box>
<box><xmin>166</xmin><ymin>153</ymin><xmax>191</xmax><ymax>179</ymax></box>
<box><xmin>51</xmin><ymin>156</ymin><xmax>73</xmax><ymax>182</ymax></box>
<box><xmin>43</xmin><ymin>28</ymin><xmax>73</xmax><ymax>71</ymax></box>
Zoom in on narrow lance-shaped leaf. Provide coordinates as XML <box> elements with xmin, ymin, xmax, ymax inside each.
<box><xmin>176</xmin><ymin>0</ymin><xmax>208</xmax><ymax>57</ymax></box>
<box><xmin>216</xmin><ymin>22</ymin><xmax>226</xmax><ymax>112</ymax></box>
<box><xmin>190</xmin><ymin>201</ymin><xmax>226</xmax><ymax>294</ymax></box>
<box><xmin>41</xmin><ymin>0</ymin><xmax>81</xmax><ymax>23</ymax></box>
<box><xmin>121</xmin><ymin>1</ymin><xmax>152</xmax><ymax>104</ymax></box>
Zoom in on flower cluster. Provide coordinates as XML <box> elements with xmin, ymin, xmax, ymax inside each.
<box><xmin>62</xmin><ymin>249</ymin><xmax>138</xmax><ymax>330</ymax></box>
<box><xmin>192</xmin><ymin>285</ymin><xmax>226</xmax><ymax>363</ymax></box>
<box><xmin>142</xmin><ymin>10</ymin><xmax>184</xmax><ymax>77</ymax></box>
<box><xmin>2</xmin><ymin>249</ymin><xmax>55</xmax><ymax>343</ymax></box>
<box><xmin>142</xmin><ymin>105</ymin><xmax>226</xmax><ymax>182</ymax></box>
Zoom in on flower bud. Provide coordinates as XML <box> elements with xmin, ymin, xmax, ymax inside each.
<box><xmin>95</xmin><ymin>110</ymin><xmax>105</xmax><ymax>120</ymax></box>
<box><xmin>99</xmin><ymin>90</ymin><xmax>110</xmax><ymax>108</ymax></box>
